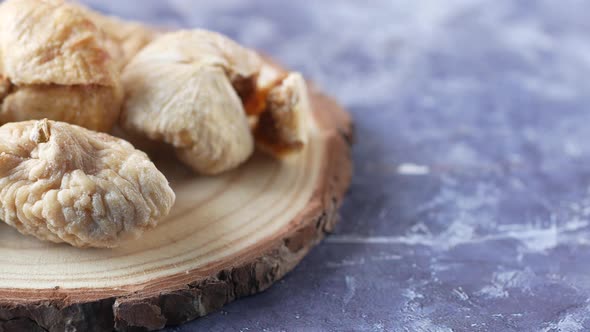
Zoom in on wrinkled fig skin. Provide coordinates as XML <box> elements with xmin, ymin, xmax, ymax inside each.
<box><xmin>0</xmin><ymin>0</ymin><xmax>123</xmax><ymax>132</ymax></box>
<box><xmin>0</xmin><ymin>120</ymin><xmax>175</xmax><ymax>248</ymax></box>
<box><xmin>122</xmin><ymin>30</ymin><xmax>260</xmax><ymax>175</ymax></box>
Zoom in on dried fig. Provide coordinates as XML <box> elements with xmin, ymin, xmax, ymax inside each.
<box><xmin>0</xmin><ymin>0</ymin><xmax>123</xmax><ymax>132</ymax></box>
<box><xmin>254</xmin><ymin>72</ymin><xmax>309</xmax><ymax>156</ymax></box>
<box><xmin>121</xmin><ymin>29</ymin><xmax>310</xmax><ymax>174</ymax></box>
<box><xmin>121</xmin><ymin>30</ymin><xmax>260</xmax><ymax>174</ymax></box>
<box><xmin>74</xmin><ymin>3</ymin><xmax>158</xmax><ymax>70</ymax></box>
<box><xmin>0</xmin><ymin>119</ymin><xmax>175</xmax><ymax>248</ymax></box>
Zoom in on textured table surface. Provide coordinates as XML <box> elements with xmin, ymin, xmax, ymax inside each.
<box><xmin>81</xmin><ymin>1</ymin><xmax>590</xmax><ymax>331</ymax></box>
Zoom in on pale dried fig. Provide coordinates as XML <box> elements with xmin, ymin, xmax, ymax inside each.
<box><xmin>122</xmin><ymin>29</ymin><xmax>311</xmax><ymax>174</ymax></box>
<box><xmin>0</xmin><ymin>0</ymin><xmax>123</xmax><ymax>132</ymax></box>
<box><xmin>0</xmin><ymin>119</ymin><xmax>175</xmax><ymax>248</ymax></box>
<box><xmin>254</xmin><ymin>72</ymin><xmax>309</xmax><ymax>156</ymax></box>
<box><xmin>74</xmin><ymin>3</ymin><xmax>158</xmax><ymax>70</ymax></box>
<box><xmin>121</xmin><ymin>30</ymin><xmax>260</xmax><ymax>174</ymax></box>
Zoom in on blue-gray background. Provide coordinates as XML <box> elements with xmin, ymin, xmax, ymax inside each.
<box><xmin>81</xmin><ymin>1</ymin><xmax>590</xmax><ymax>331</ymax></box>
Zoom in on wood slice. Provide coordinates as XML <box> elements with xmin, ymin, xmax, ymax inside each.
<box><xmin>0</xmin><ymin>83</ymin><xmax>353</xmax><ymax>331</ymax></box>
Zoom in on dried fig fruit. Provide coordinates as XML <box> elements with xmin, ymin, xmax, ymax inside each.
<box><xmin>121</xmin><ymin>30</ymin><xmax>259</xmax><ymax>174</ymax></box>
<box><xmin>74</xmin><ymin>3</ymin><xmax>158</xmax><ymax>70</ymax></box>
<box><xmin>0</xmin><ymin>0</ymin><xmax>123</xmax><ymax>132</ymax></box>
<box><xmin>254</xmin><ymin>72</ymin><xmax>309</xmax><ymax>156</ymax></box>
<box><xmin>0</xmin><ymin>119</ymin><xmax>175</xmax><ymax>248</ymax></box>
<box><xmin>121</xmin><ymin>29</ymin><xmax>311</xmax><ymax>173</ymax></box>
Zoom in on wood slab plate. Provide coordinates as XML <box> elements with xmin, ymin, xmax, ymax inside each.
<box><xmin>0</xmin><ymin>83</ymin><xmax>353</xmax><ymax>331</ymax></box>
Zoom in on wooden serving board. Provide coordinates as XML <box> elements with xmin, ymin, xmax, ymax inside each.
<box><xmin>0</xmin><ymin>84</ymin><xmax>353</xmax><ymax>331</ymax></box>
